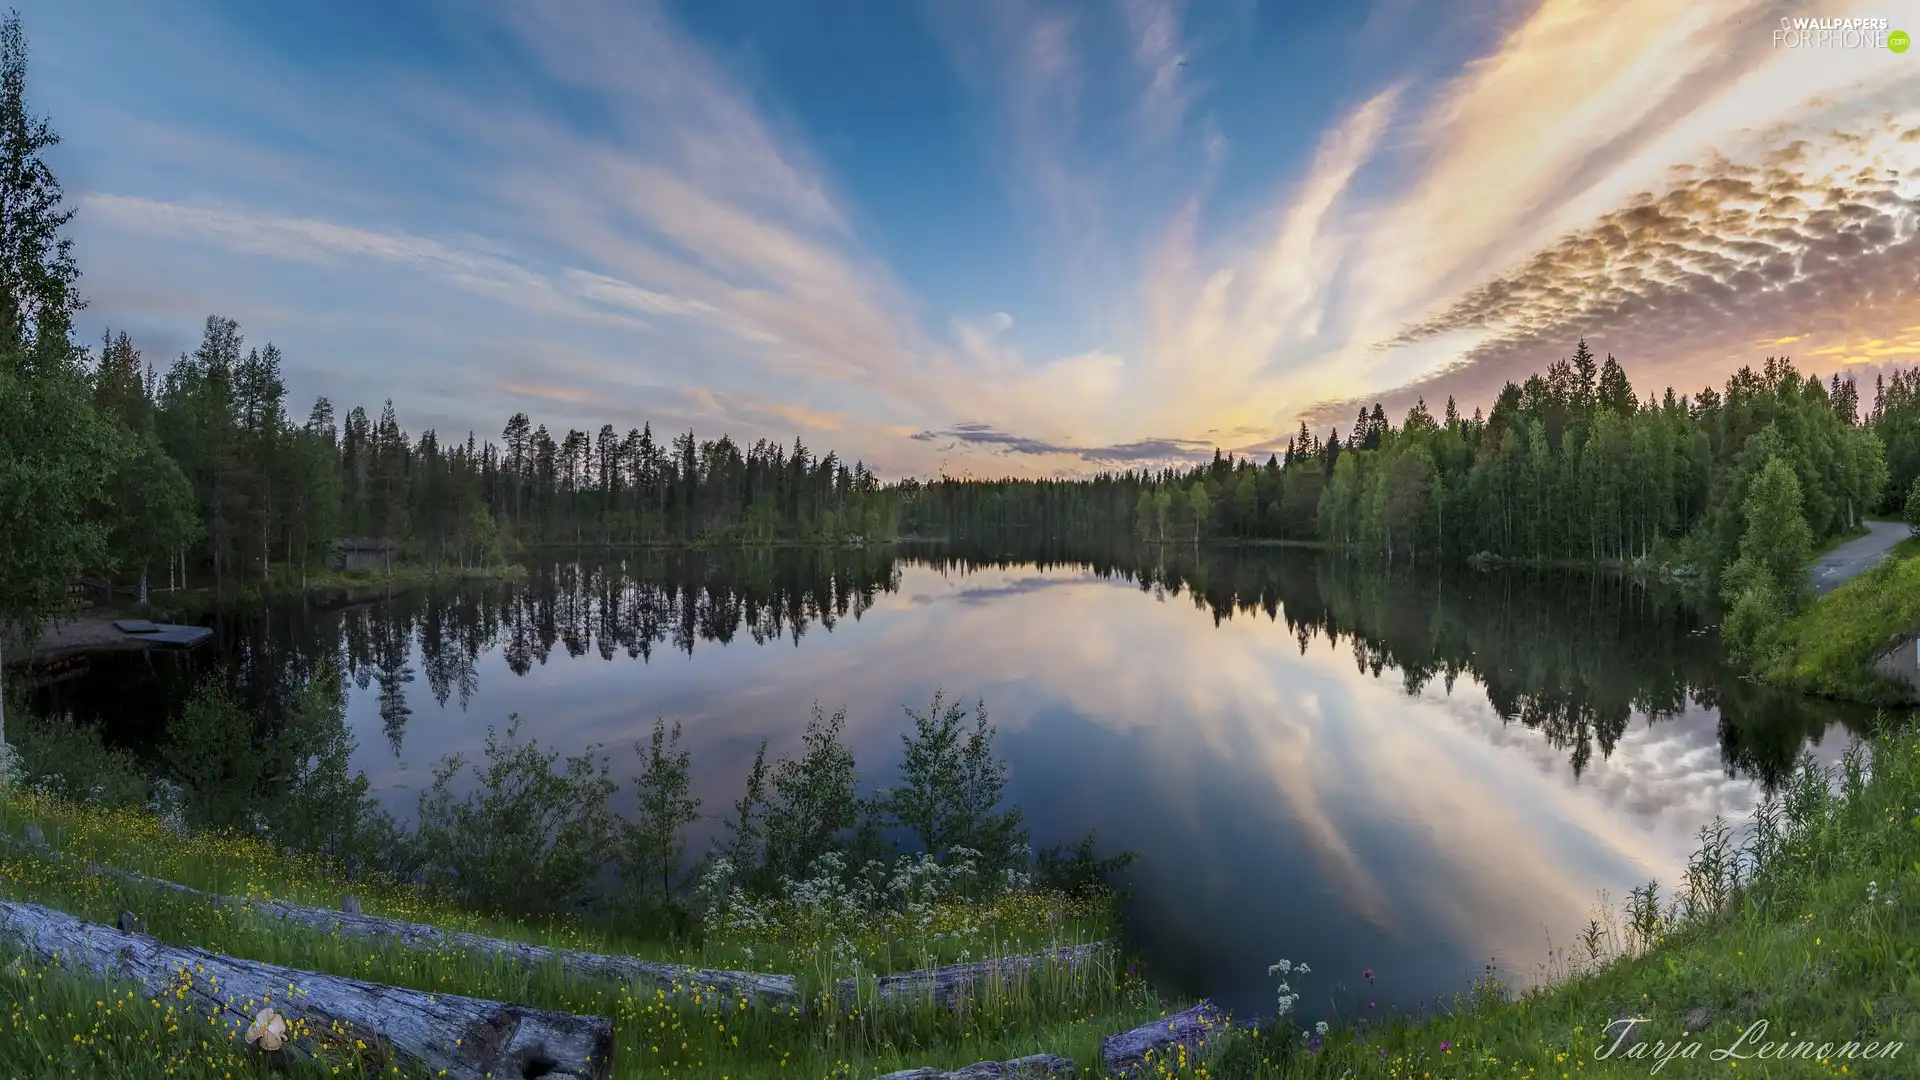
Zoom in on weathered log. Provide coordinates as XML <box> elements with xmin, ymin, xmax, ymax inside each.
<box><xmin>2</xmin><ymin>832</ymin><xmax>798</xmax><ymax>1006</ymax></box>
<box><xmin>1100</xmin><ymin>1001</ymin><xmax>1231</xmax><ymax>1077</ymax></box>
<box><xmin>7</xmin><ymin>830</ymin><xmax>1108</xmax><ymax>1017</ymax></box>
<box><xmin>0</xmin><ymin>898</ymin><xmax>613</xmax><ymax>1080</ymax></box>
<box><xmin>878</xmin><ymin>1051</ymin><xmax>1076</xmax><ymax>1079</ymax></box>
<box><xmin>840</xmin><ymin>942</ymin><xmax>1113</xmax><ymax>1006</ymax></box>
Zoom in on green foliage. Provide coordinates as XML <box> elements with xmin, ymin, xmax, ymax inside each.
<box><xmin>0</xmin><ymin>332</ymin><xmax>125</xmax><ymax>643</ymax></box>
<box><xmin>759</xmin><ymin>704</ymin><xmax>863</xmax><ymax>885</ymax></box>
<box><xmin>1719</xmin><ymin>455</ymin><xmax>1816</xmax><ymax>671</ymax></box>
<box><xmin>1033</xmin><ymin>830</ymin><xmax>1137</xmax><ymax>897</ymax></box>
<box><xmin>719</xmin><ymin>739</ymin><xmax>771</xmax><ymax>883</ymax></box>
<box><xmin>7</xmin><ymin>710</ymin><xmax>146</xmax><ymax>809</ymax></box>
<box><xmin>621</xmin><ymin>718</ymin><xmax>699</xmax><ymax>905</ymax></box>
<box><xmin>0</xmin><ymin>10</ymin><xmax>80</xmax><ymax>347</ymax></box>
<box><xmin>259</xmin><ymin>661</ymin><xmax>401</xmax><ymax>880</ymax></box>
<box><xmin>413</xmin><ymin>715</ymin><xmax>619</xmax><ymax>917</ymax></box>
<box><xmin>1726</xmin><ymin>455</ymin><xmax>1815</xmax><ymax>597</ymax></box>
<box><xmin>1762</xmin><ymin>550</ymin><xmax>1920</xmax><ymax>705</ymax></box>
<box><xmin>880</xmin><ymin>691</ymin><xmax>1028</xmax><ymax>873</ymax></box>
<box><xmin>0</xmin><ymin>779</ymin><xmax>1141</xmax><ymax>1080</ymax></box>
<box><xmin>1906</xmin><ymin>479</ymin><xmax>1920</xmax><ymax>538</ymax></box>
<box><xmin>104</xmin><ymin>427</ymin><xmax>201</xmax><ymax>596</ymax></box>
<box><xmin>156</xmin><ymin>681</ymin><xmax>264</xmax><ymax>832</ymax></box>
<box><xmin>898</xmin><ymin>348</ymin><xmax>1898</xmax><ymax>595</ymax></box>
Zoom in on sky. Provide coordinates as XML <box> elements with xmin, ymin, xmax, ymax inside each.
<box><xmin>24</xmin><ymin>0</ymin><xmax>1920</xmax><ymax>478</ymax></box>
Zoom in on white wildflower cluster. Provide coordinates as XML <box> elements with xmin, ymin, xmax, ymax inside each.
<box><xmin>1266</xmin><ymin>958</ymin><xmax>1318</xmax><ymax>1040</ymax></box>
<box><xmin>0</xmin><ymin>742</ymin><xmax>22</xmax><ymax>794</ymax></box>
<box><xmin>997</xmin><ymin>842</ymin><xmax>1034</xmax><ymax>895</ymax></box>
<box><xmin>701</xmin><ymin>848</ymin><xmax>1007</xmax><ymax>942</ymax></box>
<box><xmin>694</xmin><ymin>858</ymin><xmax>743</xmax><ymax>939</ymax></box>
<box><xmin>1266</xmin><ymin>958</ymin><xmax>1310</xmax><ymax>1017</ymax></box>
<box><xmin>1866</xmin><ymin>880</ymin><xmax>1896</xmax><ymax>909</ymax></box>
<box><xmin>148</xmin><ymin>778</ymin><xmax>190</xmax><ymax>836</ymax></box>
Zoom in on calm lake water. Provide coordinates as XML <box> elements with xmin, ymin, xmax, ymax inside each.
<box><xmin>44</xmin><ymin>542</ymin><xmax>1874</xmax><ymax>1021</ymax></box>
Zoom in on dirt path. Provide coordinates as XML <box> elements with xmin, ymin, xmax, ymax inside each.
<box><xmin>1811</xmin><ymin>519</ymin><xmax>1908</xmax><ymax>596</ymax></box>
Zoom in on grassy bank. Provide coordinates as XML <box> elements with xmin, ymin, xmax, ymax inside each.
<box><xmin>8</xmin><ymin>721</ymin><xmax>1920</xmax><ymax>1078</ymax></box>
<box><xmin>1192</xmin><ymin>718</ymin><xmax>1919</xmax><ymax>1079</ymax></box>
<box><xmin>1759</xmin><ymin>542</ymin><xmax>1920</xmax><ymax>706</ymax></box>
<box><xmin>4</xmin><ymin>720</ymin><xmax>1918</xmax><ymax>1077</ymax></box>
<box><xmin>0</xmin><ymin>791</ymin><xmax>1155</xmax><ymax>1079</ymax></box>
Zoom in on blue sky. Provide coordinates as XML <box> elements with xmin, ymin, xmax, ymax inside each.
<box><xmin>24</xmin><ymin>0</ymin><xmax>1920</xmax><ymax>476</ymax></box>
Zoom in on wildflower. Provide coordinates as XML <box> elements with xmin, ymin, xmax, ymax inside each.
<box><xmin>244</xmin><ymin>1007</ymin><xmax>288</xmax><ymax>1052</ymax></box>
<box><xmin>1315</xmin><ymin>1021</ymin><xmax>1329</xmax><ymax>1036</ymax></box>
<box><xmin>1363</xmin><ymin>968</ymin><xmax>1375</xmax><ymax>983</ymax></box>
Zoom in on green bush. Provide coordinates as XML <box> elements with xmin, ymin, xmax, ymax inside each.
<box><xmin>413</xmin><ymin>714</ymin><xmax>619</xmax><ymax>918</ymax></box>
<box><xmin>8</xmin><ymin>710</ymin><xmax>148</xmax><ymax>809</ymax></box>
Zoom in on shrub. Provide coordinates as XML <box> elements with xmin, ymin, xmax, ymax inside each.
<box><xmin>414</xmin><ymin>715</ymin><xmax>618</xmax><ymax>917</ymax></box>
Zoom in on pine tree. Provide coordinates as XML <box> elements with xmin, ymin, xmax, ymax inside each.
<box><xmin>0</xmin><ymin>11</ymin><xmax>80</xmax><ymax>351</ymax></box>
<box><xmin>1571</xmin><ymin>338</ymin><xmax>1598</xmax><ymax>408</ymax></box>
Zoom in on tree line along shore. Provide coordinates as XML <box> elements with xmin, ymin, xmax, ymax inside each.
<box><xmin>3</xmin><ymin>4</ymin><xmax>1920</xmax><ymax>1077</ymax></box>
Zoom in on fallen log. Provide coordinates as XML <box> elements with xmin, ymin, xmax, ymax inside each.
<box><xmin>3</xmin><ymin>830</ymin><xmax>798</xmax><ymax>1006</ymax></box>
<box><xmin>1100</xmin><ymin>1001</ymin><xmax>1230</xmax><ymax>1077</ymax></box>
<box><xmin>878</xmin><ymin>1051</ymin><xmax>1076</xmax><ymax>1079</ymax></box>
<box><xmin>0</xmin><ymin>898</ymin><xmax>612</xmax><ymax>1080</ymax></box>
<box><xmin>7</xmin><ymin>828</ymin><xmax>1108</xmax><ymax>1016</ymax></box>
<box><xmin>839</xmin><ymin>942</ymin><xmax>1114</xmax><ymax>1006</ymax></box>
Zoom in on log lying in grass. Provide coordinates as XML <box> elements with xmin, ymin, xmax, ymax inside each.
<box><xmin>7</xmin><ymin>828</ymin><xmax>1108</xmax><ymax>1015</ymax></box>
<box><xmin>3</xmin><ymin>830</ymin><xmax>798</xmax><ymax>1006</ymax></box>
<box><xmin>1100</xmin><ymin>1001</ymin><xmax>1230</xmax><ymax>1077</ymax></box>
<box><xmin>0</xmin><ymin>898</ymin><xmax>612</xmax><ymax>1080</ymax></box>
<box><xmin>878</xmin><ymin>1051</ymin><xmax>1076</xmax><ymax>1079</ymax></box>
<box><xmin>840</xmin><ymin>942</ymin><xmax>1113</xmax><ymax>1007</ymax></box>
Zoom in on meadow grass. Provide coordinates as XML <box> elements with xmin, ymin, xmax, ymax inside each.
<box><xmin>0</xmin><ymin>792</ymin><xmax>1116</xmax><ymax>977</ymax></box>
<box><xmin>1164</xmin><ymin>718</ymin><xmax>1920</xmax><ymax>1080</ymax></box>
<box><xmin>1764</xmin><ymin>549</ymin><xmax>1920</xmax><ymax>706</ymax></box>
<box><xmin>7</xmin><ymin>726</ymin><xmax>1917</xmax><ymax>1078</ymax></box>
<box><xmin>0</xmin><ymin>790</ymin><xmax>1160</xmax><ymax>1079</ymax></box>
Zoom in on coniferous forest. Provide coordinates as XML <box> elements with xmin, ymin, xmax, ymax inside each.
<box><xmin>93</xmin><ymin>313</ymin><xmax>898</xmax><ymax>591</ymax></box>
<box><xmin>900</xmin><ymin>343</ymin><xmax>1911</xmax><ymax>581</ymax></box>
<box><xmin>5</xmin><ymin>0</ymin><xmax>1920</xmax><ymax>669</ymax></box>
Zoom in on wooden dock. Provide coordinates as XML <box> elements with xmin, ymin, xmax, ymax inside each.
<box><xmin>109</xmin><ymin>619</ymin><xmax>214</xmax><ymax>648</ymax></box>
<box><xmin>3</xmin><ymin>614</ymin><xmax>214</xmax><ymax>683</ymax></box>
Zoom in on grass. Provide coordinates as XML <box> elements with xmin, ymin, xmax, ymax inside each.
<box><xmin>1175</xmin><ymin>719</ymin><xmax>1920</xmax><ymax>1080</ymax></box>
<box><xmin>1761</xmin><ymin>537</ymin><xmax>1920</xmax><ymax>706</ymax></box>
<box><xmin>6</xmin><ymin>721</ymin><xmax>1919</xmax><ymax>1078</ymax></box>
<box><xmin>0</xmin><ymin>790</ymin><xmax>1159</xmax><ymax>1079</ymax></box>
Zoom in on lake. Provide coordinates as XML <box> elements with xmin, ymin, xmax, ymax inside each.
<box><xmin>40</xmin><ymin>542</ymin><xmax>1874</xmax><ymax>1022</ymax></box>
